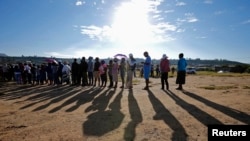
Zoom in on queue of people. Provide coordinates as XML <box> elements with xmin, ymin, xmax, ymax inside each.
<box><xmin>1</xmin><ymin>52</ymin><xmax>187</xmax><ymax>90</ymax></box>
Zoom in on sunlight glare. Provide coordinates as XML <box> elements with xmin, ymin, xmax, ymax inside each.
<box><xmin>111</xmin><ymin>0</ymin><xmax>153</xmax><ymax>45</ymax></box>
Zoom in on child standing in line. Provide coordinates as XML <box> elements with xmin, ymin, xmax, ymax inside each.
<box><xmin>100</xmin><ymin>60</ymin><xmax>107</xmax><ymax>87</ymax></box>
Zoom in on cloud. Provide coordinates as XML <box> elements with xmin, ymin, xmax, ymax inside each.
<box><xmin>185</xmin><ymin>13</ymin><xmax>198</xmax><ymax>23</ymax></box>
<box><xmin>164</xmin><ymin>10</ymin><xmax>174</xmax><ymax>13</ymax></box>
<box><xmin>79</xmin><ymin>0</ymin><xmax>177</xmax><ymax>43</ymax></box>
<box><xmin>80</xmin><ymin>25</ymin><xmax>112</xmax><ymax>41</ymax></box>
<box><xmin>242</xmin><ymin>20</ymin><xmax>250</xmax><ymax>24</ymax></box>
<box><xmin>75</xmin><ymin>0</ymin><xmax>85</xmax><ymax>6</ymax></box>
<box><xmin>214</xmin><ymin>10</ymin><xmax>225</xmax><ymax>15</ymax></box>
<box><xmin>176</xmin><ymin>28</ymin><xmax>185</xmax><ymax>33</ymax></box>
<box><xmin>176</xmin><ymin>2</ymin><xmax>186</xmax><ymax>6</ymax></box>
<box><xmin>196</xmin><ymin>36</ymin><xmax>207</xmax><ymax>39</ymax></box>
<box><xmin>204</xmin><ymin>0</ymin><xmax>213</xmax><ymax>4</ymax></box>
<box><xmin>176</xmin><ymin>13</ymin><xmax>199</xmax><ymax>23</ymax></box>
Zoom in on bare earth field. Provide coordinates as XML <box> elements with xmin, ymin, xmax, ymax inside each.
<box><xmin>0</xmin><ymin>74</ymin><xmax>250</xmax><ymax>141</ymax></box>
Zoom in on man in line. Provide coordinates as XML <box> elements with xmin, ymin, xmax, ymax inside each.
<box><xmin>143</xmin><ymin>51</ymin><xmax>151</xmax><ymax>90</ymax></box>
<box><xmin>126</xmin><ymin>53</ymin><xmax>136</xmax><ymax>89</ymax></box>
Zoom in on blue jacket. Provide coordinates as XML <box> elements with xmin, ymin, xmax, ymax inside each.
<box><xmin>177</xmin><ymin>58</ymin><xmax>187</xmax><ymax>71</ymax></box>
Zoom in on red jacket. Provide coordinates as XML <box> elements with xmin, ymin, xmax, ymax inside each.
<box><xmin>160</xmin><ymin>59</ymin><xmax>170</xmax><ymax>72</ymax></box>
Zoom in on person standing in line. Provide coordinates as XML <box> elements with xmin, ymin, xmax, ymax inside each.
<box><xmin>119</xmin><ymin>57</ymin><xmax>126</xmax><ymax>88</ymax></box>
<box><xmin>126</xmin><ymin>53</ymin><xmax>136</xmax><ymax>89</ymax></box>
<box><xmin>40</xmin><ymin>63</ymin><xmax>47</xmax><ymax>85</ymax></box>
<box><xmin>51</xmin><ymin>62</ymin><xmax>59</xmax><ymax>85</ymax></box>
<box><xmin>57</xmin><ymin>60</ymin><xmax>64</xmax><ymax>84</ymax></box>
<box><xmin>24</xmin><ymin>63</ymin><xmax>32</xmax><ymax>84</ymax></box>
<box><xmin>71</xmin><ymin>59</ymin><xmax>79</xmax><ymax>85</ymax></box>
<box><xmin>14</xmin><ymin>64</ymin><xmax>22</xmax><ymax>84</ymax></box>
<box><xmin>36</xmin><ymin>65</ymin><xmax>41</xmax><ymax>85</ymax></box>
<box><xmin>31</xmin><ymin>64</ymin><xmax>37</xmax><ymax>85</ymax></box>
<box><xmin>99</xmin><ymin>60</ymin><xmax>108</xmax><ymax>87</ymax></box>
<box><xmin>171</xmin><ymin>67</ymin><xmax>175</xmax><ymax>76</ymax></box>
<box><xmin>87</xmin><ymin>56</ymin><xmax>94</xmax><ymax>86</ymax></box>
<box><xmin>155</xmin><ymin>64</ymin><xmax>160</xmax><ymax>77</ymax></box>
<box><xmin>143</xmin><ymin>51</ymin><xmax>151</xmax><ymax>90</ymax></box>
<box><xmin>62</xmin><ymin>61</ymin><xmax>71</xmax><ymax>85</ymax></box>
<box><xmin>80</xmin><ymin>57</ymin><xmax>88</xmax><ymax>86</ymax></box>
<box><xmin>108</xmin><ymin>60</ymin><xmax>113</xmax><ymax>88</ymax></box>
<box><xmin>160</xmin><ymin>54</ymin><xmax>170</xmax><ymax>90</ymax></box>
<box><xmin>176</xmin><ymin>53</ymin><xmax>187</xmax><ymax>90</ymax></box>
<box><xmin>93</xmin><ymin>57</ymin><xmax>101</xmax><ymax>87</ymax></box>
<box><xmin>112</xmin><ymin>58</ymin><xmax>119</xmax><ymax>88</ymax></box>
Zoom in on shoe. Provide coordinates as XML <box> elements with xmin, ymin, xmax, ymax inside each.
<box><xmin>176</xmin><ymin>87</ymin><xmax>182</xmax><ymax>90</ymax></box>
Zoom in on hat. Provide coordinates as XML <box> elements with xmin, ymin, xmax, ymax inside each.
<box><xmin>114</xmin><ymin>58</ymin><xmax>118</xmax><ymax>62</ymax></box>
<box><xmin>162</xmin><ymin>54</ymin><xmax>168</xmax><ymax>59</ymax></box>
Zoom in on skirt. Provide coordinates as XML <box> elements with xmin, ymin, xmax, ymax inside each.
<box><xmin>176</xmin><ymin>71</ymin><xmax>186</xmax><ymax>84</ymax></box>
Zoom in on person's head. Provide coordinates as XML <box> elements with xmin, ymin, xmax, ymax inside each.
<box><xmin>121</xmin><ymin>58</ymin><xmax>125</xmax><ymax>62</ymax></box>
<box><xmin>74</xmin><ymin>58</ymin><xmax>77</xmax><ymax>62</ymax></box>
<box><xmin>101</xmin><ymin>60</ymin><xmax>105</xmax><ymax>64</ymax></box>
<box><xmin>95</xmin><ymin>57</ymin><xmax>99</xmax><ymax>62</ymax></box>
<box><xmin>129</xmin><ymin>53</ymin><xmax>133</xmax><ymax>59</ymax></box>
<box><xmin>143</xmin><ymin>51</ymin><xmax>148</xmax><ymax>57</ymax></box>
<box><xmin>109</xmin><ymin>59</ymin><xmax>113</xmax><ymax>64</ymax></box>
<box><xmin>179</xmin><ymin>53</ymin><xmax>184</xmax><ymax>58</ymax></box>
<box><xmin>82</xmin><ymin>57</ymin><xmax>85</xmax><ymax>61</ymax></box>
<box><xmin>88</xmin><ymin>56</ymin><xmax>93</xmax><ymax>61</ymax></box>
<box><xmin>162</xmin><ymin>54</ymin><xmax>168</xmax><ymax>59</ymax></box>
<box><xmin>114</xmin><ymin>58</ymin><xmax>118</xmax><ymax>62</ymax></box>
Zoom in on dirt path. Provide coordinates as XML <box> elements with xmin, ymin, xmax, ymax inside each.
<box><xmin>0</xmin><ymin>75</ymin><xmax>250</xmax><ymax>141</ymax></box>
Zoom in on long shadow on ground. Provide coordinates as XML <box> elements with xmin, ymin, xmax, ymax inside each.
<box><xmin>82</xmin><ymin>89</ymin><xmax>124</xmax><ymax>136</ymax></box>
<box><xmin>124</xmin><ymin>89</ymin><xmax>143</xmax><ymax>141</ymax></box>
<box><xmin>147</xmin><ymin>89</ymin><xmax>188</xmax><ymax>141</ymax></box>
<box><xmin>181</xmin><ymin>90</ymin><xmax>250</xmax><ymax>124</ymax></box>
<box><xmin>165</xmin><ymin>90</ymin><xmax>223</xmax><ymax>126</ymax></box>
<box><xmin>19</xmin><ymin>85</ymin><xmax>77</xmax><ymax>110</ymax></box>
<box><xmin>49</xmin><ymin>87</ymin><xmax>105</xmax><ymax>113</ymax></box>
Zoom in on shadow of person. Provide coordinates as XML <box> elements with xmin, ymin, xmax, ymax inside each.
<box><xmin>32</xmin><ymin>87</ymin><xmax>84</xmax><ymax>112</ymax></box>
<box><xmin>147</xmin><ymin>89</ymin><xmax>188</xmax><ymax>141</ymax></box>
<box><xmin>165</xmin><ymin>90</ymin><xmax>223</xmax><ymax>125</ymax></box>
<box><xmin>82</xmin><ymin>89</ymin><xmax>124</xmax><ymax>136</ymax></box>
<box><xmin>84</xmin><ymin>88</ymin><xmax>115</xmax><ymax>113</ymax></box>
<box><xmin>124</xmin><ymin>89</ymin><xmax>143</xmax><ymax>141</ymax></box>
<box><xmin>19</xmin><ymin>85</ymin><xmax>75</xmax><ymax>110</ymax></box>
<box><xmin>181</xmin><ymin>90</ymin><xmax>250</xmax><ymax>124</ymax></box>
<box><xmin>49</xmin><ymin>87</ymin><xmax>104</xmax><ymax>113</ymax></box>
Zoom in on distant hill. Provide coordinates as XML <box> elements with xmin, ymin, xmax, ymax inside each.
<box><xmin>0</xmin><ymin>55</ymin><xmax>248</xmax><ymax>66</ymax></box>
<box><xmin>0</xmin><ymin>53</ymin><xmax>8</xmax><ymax>57</ymax></box>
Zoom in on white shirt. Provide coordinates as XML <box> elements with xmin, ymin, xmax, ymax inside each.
<box><xmin>62</xmin><ymin>64</ymin><xmax>71</xmax><ymax>74</ymax></box>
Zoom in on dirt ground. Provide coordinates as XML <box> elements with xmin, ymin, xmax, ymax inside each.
<box><xmin>0</xmin><ymin>74</ymin><xmax>250</xmax><ymax>141</ymax></box>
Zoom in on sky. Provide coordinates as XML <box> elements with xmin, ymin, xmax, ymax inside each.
<box><xmin>0</xmin><ymin>0</ymin><xmax>250</xmax><ymax>64</ymax></box>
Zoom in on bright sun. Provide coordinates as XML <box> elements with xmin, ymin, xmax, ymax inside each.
<box><xmin>111</xmin><ymin>0</ymin><xmax>153</xmax><ymax>45</ymax></box>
